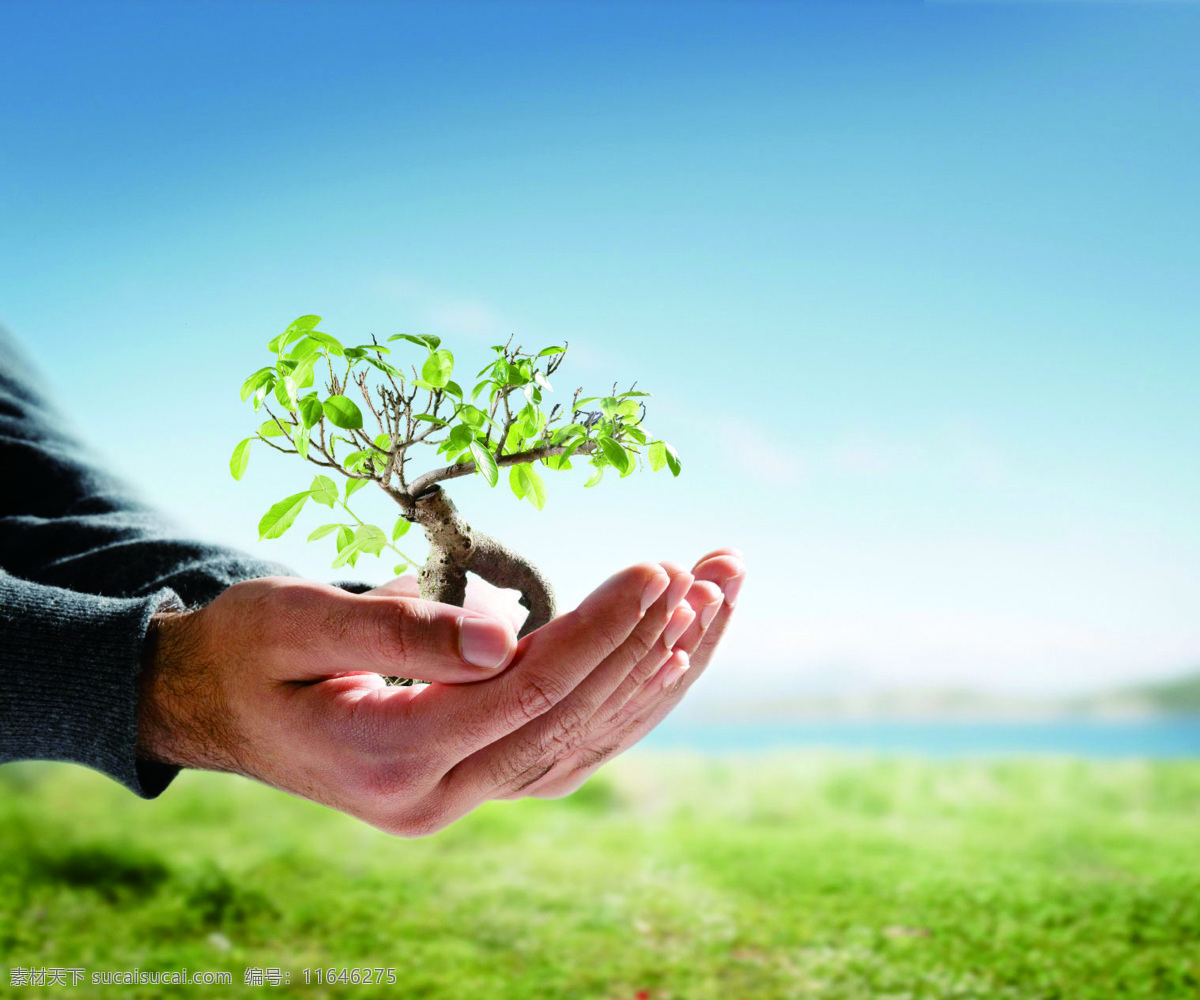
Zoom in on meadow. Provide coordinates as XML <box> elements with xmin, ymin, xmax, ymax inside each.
<box><xmin>2</xmin><ymin>753</ymin><xmax>1198</xmax><ymax>999</ymax></box>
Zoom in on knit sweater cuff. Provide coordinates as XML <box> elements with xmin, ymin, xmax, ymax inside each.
<box><xmin>0</xmin><ymin>576</ymin><xmax>184</xmax><ymax>798</ymax></box>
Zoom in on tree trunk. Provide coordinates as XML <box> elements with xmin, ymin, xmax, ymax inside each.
<box><xmin>405</xmin><ymin>485</ymin><xmax>556</xmax><ymax>638</ymax></box>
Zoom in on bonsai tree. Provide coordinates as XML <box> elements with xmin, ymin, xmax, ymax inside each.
<box><xmin>230</xmin><ymin>314</ymin><xmax>681</xmax><ymax>641</ymax></box>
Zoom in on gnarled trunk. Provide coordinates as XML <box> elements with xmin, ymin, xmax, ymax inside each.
<box><xmin>404</xmin><ymin>485</ymin><xmax>555</xmax><ymax>638</ymax></box>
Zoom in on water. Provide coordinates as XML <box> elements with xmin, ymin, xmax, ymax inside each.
<box><xmin>640</xmin><ymin>717</ymin><xmax>1200</xmax><ymax>758</ymax></box>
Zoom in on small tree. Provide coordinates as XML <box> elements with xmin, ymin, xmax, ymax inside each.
<box><xmin>230</xmin><ymin>315</ymin><xmax>681</xmax><ymax>640</ymax></box>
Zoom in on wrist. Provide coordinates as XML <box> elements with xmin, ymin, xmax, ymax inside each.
<box><xmin>137</xmin><ymin>607</ymin><xmax>239</xmax><ymax>773</ymax></box>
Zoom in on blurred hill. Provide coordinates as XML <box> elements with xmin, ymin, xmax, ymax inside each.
<box><xmin>700</xmin><ymin>669</ymin><xmax>1200</xmax><ymax>721</ymax></box>
<box><xmin>1116</xmin><ymin>670</ymin><xmax>1200</xmax><ymax>714</ymax></box>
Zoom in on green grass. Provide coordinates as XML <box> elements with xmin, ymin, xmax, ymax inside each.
<box><xmin>2</xmin><ymin>754</ymin><xmax>1199</xmax><ymax>999</ymax></box>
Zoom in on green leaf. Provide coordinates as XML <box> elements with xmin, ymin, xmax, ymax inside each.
<box><xmin>664</xmin><ymin>442</ymin><xmax>682</xmax><ymax>477</ymax></box>
<box><xmin>291</xmin><ymin>353</ymin><xmax>320</xmax><ymax>388</ymax></box>
<box><xmin>307</xmin><ymin>523</ymin><xmax>345</xmax><ymax>541</ymax></box>
<box><xmin>363</xmin><ymin>355</ymin><xmax>403</xmax><ymax>378</ymax></box>
<box><xmin>239</xmin><ymin>367</ymin><xmax>274</xmax><ymax>401</ymax></box>
<box><xmin>293</xmin><ymin>423</ymin><xmax>310</xmax><ymax>459</ymax></box>
<box><xmin>229</xmin><ymin>438</ymin><xmax>252</xmax><ymax>480</ymax></box>
<box><xmin>392</xmin><ymin>517</ymin><xmax>411</xmax><ymax>540</ymax></box>
<box><xmin>309</xmin><ymin>475</ymin><xmax>338</xmax><ymax>507</ymax></box>
<box><xmin>600</xmin><ymin>397</ymin><xmax>621</xmax><ymax>419</ymax></box>
<box><xmin>336</xmin><ymin>525</ymin><xmax>354</xmax><ymax>550</ymax></box>
<box><xmin>343</xmin><ymin>449</ymin><xmax>372</xmax><ymax>472</ymax></box>
<box><xmin>324</xmin><ymin>395</ymin><xmax>363</xmax><ymax>430</ymax></box>
<box><xmin>288</xmin><ymin>314</ymin><xmax>322</xmax><ymax>335</ymax></box>
<box><xmin>619</xmin><ymin>390</ymin><xmax>652</xmax><ymax>398</ymax></box>
<box><xmin>298</xmin><ymin>394</ymin><xmax>324</xmax><ymax>429</ymax></box>
<box><xmin>534</xmin><ymin>372</ymin><xmax>553</xmax><ymax>392</ymax></box>
<box><xmin>442</xmin><ymin>424</ymin><xmax>474</xmax><ymax>457</ymax></box>
<box><xmin>457</xmin><ymin>404</ymin><xmax>485</xmax><ymax>429</ymax></box>
<box><xmin>393</xmin><ymin>563</ymin><xmax>408</xmax><ymax>575</ymax></box>
<box><xmin>251</xmin><ymin>382</ymin><xmax>272</xmax><ymax>411</ymax></box>
<box><xmin>443</xmin><ymin>380</ymin><xmax>463</xmax><ymax>399</ymax></box>
<box><xmin>274</xmin><ymin>375</ymin><xmax>299</xmax><ymax>411</ymax></box>
<box><xmin>470</xmin><ymin>441</ymin><xmax>499</xmax><ymax>486</ymax></box>
<box><xmin>471</xmin><ymin>379</ymin><xmax>492</xmax><ymax>401</ymax></box>
<box><xmin>258</xmin><ymin>491</ymin><xmax>310</xmax><ymax>540</ymax></box>
<box><xmin>537</xmin><ymin>345</ymin><xmax>566</xmax><ymax>357</ymax></box>
<box><xmin>268</xmin><ymin>314</ymin><xmax>322</xmax><ymax>354</ymax></box>
<box><xmin>599</xmin><ymin>436</ymin><xmax>630</xmax><ymax>473</ymax></box>
<box><xmin>259</xmin><ymin>418</ymin><xmax>289</xmax><ymax>438</ymax></box>
<box><xmin>521</xmin><ymin>464</ymin><xmax>547</xmax><ymax>510</ymax></box>
<box><xmin>331</xmin><ymin>539</ymin><xmax>364</xmax><ymax>569</ymax></box>
<box><xmin>509</xmin><ymin>463</ymin><xmax>527</xmax><ymax>500</ymax></box>
<box><xmin>346</xmin><ymin>477</ymin><xmax>369</xmax><ymax>500</ymax></box>
<box><xmin>388</xmin><ymin>333</ymin><xmax>441</xmax><ymax>351</ymax></box>
<box><xmin>355</xmin><ymin>523</ymin><xmax>387</xmax><ymax>555</ymax></box>
<box><xmin>287</xmin><ymin>336</ymin><xmax>325</xmax><ymax>361</ymax></box>
<box><xmin>413</xmin><ymin>414</ymin><xmax>448</xmax><ymax>426</ymax></box>
<box><xmin>305</xmin><ymin>329</ymin><xmax>344</xmax><ymax>355</ymax></box>
<box><xmin>421</xmin><ymin>349</ymin><xmax>454</xmax><ymax>388</ymax></box>
<box><xmin>585</xmin><ymin>463</ymin><xmax>604</xmax><ymax>488</ymax></box>
<box><xmin>648</xmin><ymin>440</ymin><xmax>668</xmax><ymax>472</ymax></box>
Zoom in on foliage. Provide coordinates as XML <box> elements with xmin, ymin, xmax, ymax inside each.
<box><xmin>229</xmin><ymin>315</ymin><xmax>679</xmax><ymax>570</ymax></box>
<box><xmin>3</xmin><ymin>755</ymin><xmax>1199</xmax><ymax>999</ymax></box>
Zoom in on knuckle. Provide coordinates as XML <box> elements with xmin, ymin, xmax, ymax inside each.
<box><xmin>376</xmin><ymin>796</ymin><xmax>449</xmax><ymax>839</ymax></box>
<box><xmin>578</xmin><ymin>743</ymin><xmax>621</xmax><ymax>770</ymax></box>
<box><xmin>351</xmin><ymin>758</ymin><xmax>420</xmax><ymax>802</ymax></box>
<box><xmin>510</xmin><ymin>675</ymin><xmax>560</xmax><ymax>725</ymax></box>
<box><xmin>259</xmin><ymin>583</ymin><xmax>323</xmax><ymax>645</ymax></box>
<box><xmin>547</xmin><ymin>705</ymin><xmax>593</xmax><ymax>755</ymax></box>
<box><xmin>375</xmin><ymin>602</ymin><xmax>414</xmax><ymax>671</ymax></box>
<box><xmin>509</xmin><ymin>759</ymin><xmax>558</xmax><ymax>795</ymax></box>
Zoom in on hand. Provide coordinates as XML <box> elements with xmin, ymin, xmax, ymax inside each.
<box><xmin>501</xmin><ymin>547</ymin><xmax>744</xmax><ymax>798</ymax></box>
<box><xmin>364</xmin><ymin>548</ymin><xmax>745</xmax><ymax>800</ymax></box>
<box><xmin>136</xmin><ymin>560</ymin><xmax>701</xmax><ymax>836</ymax></box>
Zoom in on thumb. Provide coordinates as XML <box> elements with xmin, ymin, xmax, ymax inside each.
<box><xmin>302</xmin><ymin>591</ymin><xmax>518</xmax><ymax>683</ymax></box>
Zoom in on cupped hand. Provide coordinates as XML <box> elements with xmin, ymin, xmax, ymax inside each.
<box><xmin>137</xmin><ymin>558</ymin><xmax>712</xmax><ymax>836</ymax></box>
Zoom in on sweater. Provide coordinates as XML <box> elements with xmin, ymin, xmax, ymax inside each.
<box><xmin>0</xmin><ymin>324</ymin><xmax>301</xmax><ymax>798</ymax></box>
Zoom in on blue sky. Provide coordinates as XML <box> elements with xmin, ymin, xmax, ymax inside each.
<box><xmin>2</xmin><ymin>1</ymin><xmax>1198</xmax><ymax>700</ymax></box>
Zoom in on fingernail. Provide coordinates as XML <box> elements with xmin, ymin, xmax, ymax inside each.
<box><xmin>459</xmin><ymin>617</ymin><xmax>514</xmax><ymax>669</ymax></box>
<box><xmin>663</xmin><ymin>652</ymin><xmax>691</xmax><ymax>692</ymax></box>
<box><xmin>722</xmin><ymin>572</ymin><xmax>745</xmax><ymax>608</ymax></box>
<box><xmin>700</xmin><ymin>596</ymin><xmax>723</xmax><ymax>629</ymax></box>
<box><xmin>662</xmin><ymin>607</ymin><xmax>695</xmax><ymax>649</ymax></box>
<box><xmin>640</xmin><ymin>573</ymin><xmax>670</xmax><ymax>614</ymax></box>
<box><xmin>665</xmin><ymin>571</ymin><xmax>694</xmax><ymax>611</ymax></box>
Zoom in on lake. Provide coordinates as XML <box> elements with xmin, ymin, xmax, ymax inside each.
<box><xmin>640</xmin><ymin>716</ymin><xmax>1200</xmax><ymax>758</ymax></box>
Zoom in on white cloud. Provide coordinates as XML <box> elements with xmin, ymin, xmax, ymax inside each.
<box><xmin>715</xmin><ymin>417</ymin><xmax>804</xmax><ymax>484</ymax></box>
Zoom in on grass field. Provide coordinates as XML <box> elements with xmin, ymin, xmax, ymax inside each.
<box><xmin>2</xmin><ymin>753</ymin><xmax>1199</xmax><ymax>999</ymax></box>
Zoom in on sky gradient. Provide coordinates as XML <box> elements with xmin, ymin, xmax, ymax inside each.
<box><xmin>2</xmin><ymin>1</ymin><xmax>1198</xmax><ymax>702</ymax></box>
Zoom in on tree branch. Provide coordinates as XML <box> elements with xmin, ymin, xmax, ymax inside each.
<box><xmin>407</xmin><ymin>441</ymin><xmax>596</xmax><ymax>497</ymax></box>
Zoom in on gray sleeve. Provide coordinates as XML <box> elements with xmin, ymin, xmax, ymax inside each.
<box><xmin>0</xmin><ymin>324</ymin><xmax>302</xmax><ymax>797</ymax></box>
<box><xmin>0</xmin><ymin>573</ymin><xmax>185</xmax><ymax>797</ymax></box>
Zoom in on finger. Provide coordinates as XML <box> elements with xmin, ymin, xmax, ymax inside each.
<box><xmin>524</xmin><ymin>556</ymin><xmax>744</xmax><ymax>796</ymax></box>
<box><xmin>437</xmin><ymin>564</ymin><xmax>692</xmax><ymax>812</ymax></box>
<box><xmin>271</xmin><ymin>585</ymin><xmax>517</xmax><ymax>684</ymax></box>
<box><xmin>518</xmin><ymin>649</ymin><xmax>692</xmax><ymax>799</ymax></box>
<box><xmin>586</xmin><ymin>595</ymin><xmax>699</xmax><ymax>726</ymax></box>
<box><xmin>396</xmin><ymin>562</ymin><xmax>671</xmax><ymax>764</ymax></box>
